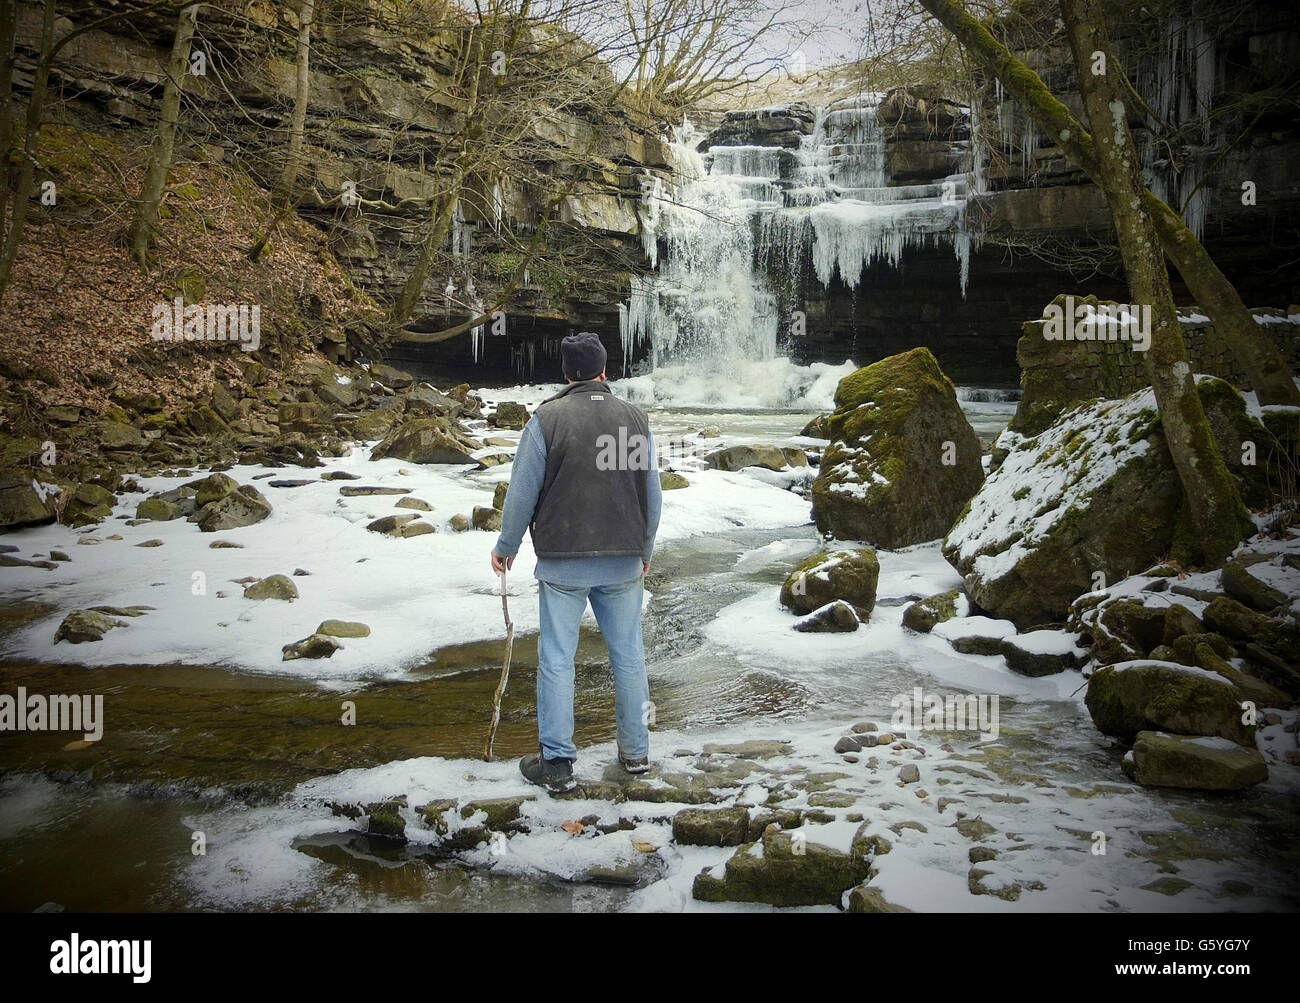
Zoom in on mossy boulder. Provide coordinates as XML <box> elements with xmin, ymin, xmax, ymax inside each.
<box><xmin>490</xmin><ymin>401</ymin><xmax>530</xmax><ymax>430</ymax></box>
<box><xmin>195</xmin><ymin>483</ymin><xmax>272</xmax><ymax>532</ymax></box>
<box><xmin>691</xmin><ymin>823</ymin><xmax>881</xmax><ymax>907</ymax></box>
<box><xmin>1122</xmin><ymin>732</ymin><xmax>1267</xmax><ymax>790</ymax></box>
<box><xmin>800</xmin><ymin>414</ymin><xmax>831</xmax><ymax>439</ymax></box>
<box><xmin>659</xmin><ymin>471</ymin><xmax>689</xmax><ymax>490</ymax></box>
<box><xmin>1220</xmin><ymin>558</ymin><xmax>1288</xmax><ymax>612</ymax></box>
<box><xmin>472</xmin><ymin>506</ymin><xmax>502</xmax><ymax>532</ymax></box>
<box><xmin>282</xmin><ymin>633</ymin><xmax>341</xmax><ymax>659</ymax></box>
<box><xmin>135</xmin><ymin>496</ymin><xmax>179</xmax><ymax>521</ymax></box>
<box><xmin>370</xmin><ymin>418</ymin><xmax>482</xmax><ymax>465</ymax></box>
<box><xmin>316</xmin><ymin>620</ymin><xmax>370</xmax><ymax>638</ymax></box>
<box><xmin>244</xmin><ymin>574</ymin><xmax>299</xmax><ymax>601</ymax></box>
<box><xmin>492</xmin><ymin>481</ymin><xmax>509</xmax><ymax>511</ymax></box>
<box><xmin>812</xmin><ymin>348</ymin><xmax>983</xmax><ymax>549</ymax></box>
<box><xmin>672</xmin><ymin>806</ymin><xmax>751</xmax><ymax>847</ymax></box>
<box><xmin>779</xmin><ymin>549</ymin><xmax>879</xmax><ymax>619</ymax></box>
<box><xmin>792</xmin><ymin>600</ymin><xmax>860</xmax><ymax>632</ymax></box>
<box><xmin>64</xmin><ymin>483</ymin><xmax>115</xmax><ymax>527</ymax></box>
<box><xmin>944</xmin><ymin>380</ymin><xmax>1260</xmax><ymax>630</ymax></box>
<box><xmin>0</xmin><ymin>471</ymin><xmax>57</xmax><ymax>529</ymax></box>
<box><xmin>902</xmin><ymin>588</ymin><xmax>964</xmax><ymax>633</ymax></box>
<box><xmin>355</xmin><ymin>409</ymin><xmax>398</xmax><ymax>440</ymax></box>
<box><xmin>706</xmin><ymin>444</ymin><xmax>804</xmax><ymax>472</ymax></box>
<box><xmin>53</xmin><ymin>609</ymin><xmax>129</xmax><ymax>643</ymax></box>
<box><xmin>1084</xmin><ymin>662</ymin><xmax>1254</xmax><ymax>746</ymax></box>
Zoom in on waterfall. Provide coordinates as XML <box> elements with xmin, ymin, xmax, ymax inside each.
<box><xmin>623</xmin><ymin>95</ymin><xmax>976</xmax><ymax>395</ymax></box>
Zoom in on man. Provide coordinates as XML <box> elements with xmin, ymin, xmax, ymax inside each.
<box><xmin>491</xmin><ymin>332</ymin><xmax>662</xmax><ymax>794</ymax></box>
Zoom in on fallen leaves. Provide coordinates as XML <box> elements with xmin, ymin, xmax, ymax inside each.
<box><xmin>560</xmin><ymin>820</ymin><xmax>583</xmax><ymax>835</ymax></box>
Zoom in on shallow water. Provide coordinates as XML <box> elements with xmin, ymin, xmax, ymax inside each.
<box><xmin>2</xmin><ymin>391</ymin><xmax>1295</xmax><ymax>913</ymax></box>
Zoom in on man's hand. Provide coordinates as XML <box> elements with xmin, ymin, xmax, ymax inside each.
<box><xmin>491</xmin><ymin>550</ymin><xmax>515</xmax><ymax>575</ymax></box>
<box><xmin>642</xmin><ymin>560</ymin><xmax>651</xmax><ymax>577</ymax></box>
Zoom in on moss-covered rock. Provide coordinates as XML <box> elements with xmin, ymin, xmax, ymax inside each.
<box><xmin>902</xmin><ymin>588</ymin><xmax>964</xmax><ymax>632</ymax></box>
<box><xmin>779</xmin><ymin>549</ymin><xmax>879</xmax><ymax>619</ymax></box>
<box><xmin>792</xmin><ymin>600</ymin><xmax>860</xmax><ymax>632</ymax></box>
<box><xmin>0</xmin><ymin>471</ymin><xmax>57</xmax><ymax>530</ymax></box>
<box><xmin>370</xmin><ymin>418</ymin><xmax>482</xmax><ymax>465</ymax></box>
<box><xmin>672</xmin><ymin>806</ymin><xmax>751</xmax><ymax>846</ymax></box>
<box><xmin>812</xmin><ymin>348</ymin><xmax>983</xmax><ymax>549</ymax></box>
<box><xmin>1122</xmin><ymin>731</ymin><xmax>1267</xmax><ymax>790</ymax></box>
<box><xmin>53</xmin><ymin>609</ymin><xmax>129</xmax><ymax>644</ymax></box>
<box><xmin>195</xmin><ymin>483</ymin><xmax>272</xmax><ymax>532</ymax></box>
<box><xmin>659</xmin><ymin>471</ymin><xmax>689</xmax><ymax>490</ymax></box>
<box><xmin>691</xmin><ymin>822</ymin><xmax>880</xmax><ymax>907</ymax></box>
<box><xmin>705</xmin><ymin>444</ymin><xmax>801</xmax><ymax>472</ymax></box>
<box><xmin>244</xmin><ymin>574</ymin><xmax>299</xmax><ymax>601</ymax></box>
<box><xmin>64</xmin><ymin>483</ymin><xmax>115</xmax><ymax>527</ymax></box>
<box><xmin>944</xmin><ymin>380</ymin><xmax>1261</xmax><ymax>629</ymax></box>
<box><xmin>1084</xmin><ymin>662</ymin><xmax>1254</xmax><ymax>746</ymax></box>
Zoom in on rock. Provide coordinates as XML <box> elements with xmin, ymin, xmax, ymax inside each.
<box><xmin>364</xmin><ymin>799</ymin><xmax>406</xmax><ymax>840</ymax></box>
<box><xmin>945</xmin><ymin>379</ymin><xmax>1262</xmax><ymax>629</ymax></box>
<box><xmin>813</xmin><ymin>348</ymin><xmax>983</xmax><ymax>549</ymax></box>
<box><xmin>313</xmin><ymin>375</ymin><xmax>359</xmax><ymax>408</ymax></box>
<box><xmin>49</xmin><ymin>550</ymin><xmax>70</xmax><ymax>562</ymax></box>
<box><xmin>1085</xmin><ymin>662</ymin><xmax>1254</xmax><ymax>746</ymax></box>
<box><xmin>490</xmin><ymin>401</ymin><xmax>530</xmax><ymax>430</ymax></box>
<box><xmin>691</xmin><ymin>823</ymin><xmax>878</xmax><ymax>908</ymax></box>
<box><xmin>404</xmin><ymin>386</ymin><xmax>462</xmax><ymax>419</ymax></box>
<box><xmin>356</xmin><ymin>409</ymin><xmax>399</xmax><ymax>440</ymax></box>
<box><xmin>492</xmin><ymin>481</ymin><xmax>509</xmax><ymax>511</ymax></box>
<box><xmin>99</xmin><ymin>421</ymin><xmax>145</xmax><ymax>449</ymax></box>
<box><xmin>135</xmin><ymin>539</ymin><xmax>164</xmax><ymax>548</ymax></box>
<box><xmin>369</xmin><ymin>363</ymin><xmax>414</xmax><ymax>389</ymax></box>
<box><xmin>461</xmin><ymin>795</ymin><xmax>534</xmax><ymax>831</ymax></box>
<box><xmin>0</xmin><ymin>471</ymin><xmax>56</xmax><ymax>529</ymax></box>
<box><xmin>793</xmin><ymin>600</ymin><xmax>860</xmax><ymax>632</ymax></box>
<box><xmin>448</xmin><ymin>513</ymin><xmax>471</xmax><ymax>532</ymax></box>
<box><xmin>370</xmin><ymin>419</ymin><xmax>482</xmax><ymax>465</ymax></box>
<box><xmin>949</xmin><ymin>632</ymin><xmax>1079</xmax><ymax>676</ymax></box>
<box><xmin>659</xmin><ymin>471</ymin><xmax>689</xmax><ymax>490</ymax></box>
<box><xmin>1202</xmin><ymin>596</ymin><xmax>1300</xmax><ymax>689</ymax></box>
<box><xmin>282</xmin><ymin>633</ymin><xmax>342</xmax><ymax>660</ymax></box>
<box><xmin>1162</xmin><ymin>603</ymin><xmax>1204</xmax><ymax>647</ymax></box>
<box><xmin>244</xmin><ymin>574</ymin><xmax>299</xmax><ymax>601</ymax></box>
<box><xmin>834</xmin><ymin>736</ymin><xmax>863</xmax><ymax>754</ymax></box>
<box><xmin>53</xmin><ymin>609</ymin><xmax>128</xmax><ymax>643</ymax></box>
<box><xmin>367</xmin><ymin>513</ymin><xmax>434</xmax><ymax>538</ymax></box>
<box><xmin>1122</xmin><ymin>731</ymin><xmax>1268</xmax><ymax>790</ymax></box>
<box><xmin>472</xmin><ymin>506</ymin><xmax>502</xmax><ymax>532</ymax></box>
<box><xmin>195</xmin><ymin>484</ymin><xmax>272</xmax><ymax>532</ymax></box>
<box><xmin>902</xmin><ymin>589</ymin><xmax>964</xmax><ymax>633</ymax></box>
<box><xmin>672</xmin><ymin>806</ymin><xmax>751</xmax><ymax>846</ymax></box>
<box><xmin>135</xmin><ymin>496</ymin><xmax>179</xmax><ymax>521</ymax></box>
<box><xmin>1221</xmin><ymin>558</ymin><xmax>1288</xmax><ymax>612</ymax></box>
<box><xmin>800</xmin><ymin>414</ymin><xmax>831</xmax><ymax>439</ymax></box>
<box><xmin>780</xmin><ymin>549</ymin><xmax>879</xmax><ymax>618</ymax></box>
<box><xmin>705</xmin><ymin>444</ymin><xmax>795</xmax><ymax>472</ymax></box>
<box><xmin>701</xmin><ymin>740</ymin><xmax>793</xmax><ymax>759</ymax></box>
<box><xmin>317</xmin><ymin>620</ymin><xmax>370</xmax><ymax>638</ymax></box>
<box><xmin>899</xmin><ymin>764</ymin><xmax>920</xmax><ymax>784</ymax></box>
<box><xmin>851</xmin><ymin>722</ymin><xmax>877</xmax><ymax>734</ymax></box>
<box><xmin>846</xmin><ymin>883</ymin><xmax>913</xmax><ymax>913</ymax></box>
<box><xmin>339</xmin><ymin>485</ymin><xmax>409</xmax><ymax>497</ymax></box>
<box><xmin>64</xmin><ymin>483</ymin><xmax>115</xmax><ymax>527</ymax></box>
<box><xmin>395</xmin><ymin>496</ymin><xmax>432</xmax><ymax>512</ymax></box>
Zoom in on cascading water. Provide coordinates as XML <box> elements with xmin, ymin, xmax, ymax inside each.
<box><xmin>620</xmin><ymin>95</ymin><xmax>977</xmax><ymax>408</ymax></box>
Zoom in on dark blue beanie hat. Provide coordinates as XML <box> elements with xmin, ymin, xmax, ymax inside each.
<box><xmin>561</xmin><ymin>332</ymin><xmax>607</xmax><ymax>381</ymax></box>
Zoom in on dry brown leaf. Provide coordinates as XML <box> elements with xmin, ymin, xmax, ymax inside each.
<box><xmin>561</xmin><ymin>820</ymin><xmax>583</xmax><ymax>835</ymax></box>
<box><xmin>62</xmin><ymin>739</ymin><xmax>96</xmax><ymax>751</ymax></box>
<box><xmin>632</xmin><ymin>840</ymin><xmax>657</xmax><ymax>853</ymax></box>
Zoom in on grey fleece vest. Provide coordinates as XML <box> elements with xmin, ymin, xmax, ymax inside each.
<box><xmin>530</xmin><ymin>380</ymin><xmax>652</xmax><ymax>559</ymax></box>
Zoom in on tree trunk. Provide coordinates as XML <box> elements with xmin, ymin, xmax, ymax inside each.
<box><xmin>275</xmin><ymin>0</ymin><xmax>313</xmax><ymax>207</ymax></box>
<box><xmin>0</xmin><ymin>0</ymin><xmax>54</xmax><ymax>305</ymax></box>
<box><xmin>917</xmin><ymin>0</ymin><xmax>1300</xmax><ymax>409</ymax></box>
<box><xmin>0</xmin><ymin>0</ymin><xmax>19</xmax><ymax>244</ymax></box>
<box><xmin>1059</xmin><ymin>0</ymin><xmax>1251</xmax><ymax>567</ymax></box>
<box><xmin>126</xmin><ymin>3</ymin><xmax>198</xmax><ymax>267</ymax></box>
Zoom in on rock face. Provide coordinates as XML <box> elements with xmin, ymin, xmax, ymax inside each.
<box><xmin>1122</xmin><ymin>731</ymin><xmax>1267</xmax><ymax>790</ymax></box>
<box><xmin>0</xmin><ymin>471</ymin><xmax>56</xmax><ymax>530</ymax></box>
<box><xmin>811</xmin><ymin>349</ymin><xmax>983</xmax><ymax>549</ymax></box>
<box><xmin>780</xmin><ymin>549</ymin><xmax>880</xmax><ymax>619</ymax></box>
<box><xmin>698</xmin><ymin>102</ymin><xmax>816</xmax><ymax>151</ymax></box>
<box><xmin>944</xmin><ymin>379</ymin><xmax>1266</xmax><ymax>629</ymax></box>
<box><xmin>1084</xmin><ymin>662</ymin><xmax>1254</xmax><ymax>747</ymax></box>
<box><xmin>370</xmin><ymin>419</ymin><xmax>482</xmax><ymax>465</ymax></box>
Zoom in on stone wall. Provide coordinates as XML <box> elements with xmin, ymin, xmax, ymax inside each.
<box><xmin>1012</xmin><ymin>295</ymin><xmax>1300</xmax><ymax>436</ymax></box>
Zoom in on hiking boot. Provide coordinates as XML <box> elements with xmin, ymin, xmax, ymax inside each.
<box><xmin>617</xmin><ymin>745</ymin><xmax>650</xmax><ymax>775</ymax></box>
<box><xmin>520</xmin><ymin>750</ymin><xmax>576</xmax><ymax>794</ymax></box>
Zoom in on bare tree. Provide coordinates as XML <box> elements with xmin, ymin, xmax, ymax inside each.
<box><xmin>1059</xmin><ymin>0</ymin><xmax>1251</xmax><ymax>566</ymax></box>
<box><xmin>126</xmin><ymin>2</ymin><xmax>199</xmax><ymax>267</ymax></box>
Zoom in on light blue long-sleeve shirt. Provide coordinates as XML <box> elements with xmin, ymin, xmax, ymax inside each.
<box><xmin>493</xmin><ymin>418</ymin><xmax>662</xmax><ymax>586</ymax></box>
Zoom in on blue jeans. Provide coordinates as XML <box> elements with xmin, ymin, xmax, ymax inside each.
<box><xmin>536</xmin><ymin>576</ymin><xmax>649</xmax><ymax>763</ymax></box>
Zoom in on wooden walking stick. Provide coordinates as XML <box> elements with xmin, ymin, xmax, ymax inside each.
<box><xmin>483</xmin><ymin>567</ymin><xmax>514</xmax><ymax>761</ymax></box>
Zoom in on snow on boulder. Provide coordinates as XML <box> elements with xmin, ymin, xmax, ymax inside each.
<box><xmin>779</xmin><ymin>549</ymin><xmax>879</xmax><ymax>620</ymax></box>
<box><xmin>1084</xmin><ymin>661</ymin><xmax>1254</xmax><ymax>747</ymax></box>
<box><xmin>811</xmin><ymin>348</ymin><xmax>983</xmax><ymax>549</ymax></box>
<box><xmin>1122</xmin><ymin>731</ymin><xmax>1267</xmax><ymax>790</ymax></box>
<box><xmin>943</xmin><ymin>377</ymin><xmax>1270</xmax><ymax>629</ymax></box>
